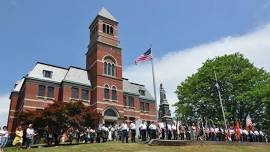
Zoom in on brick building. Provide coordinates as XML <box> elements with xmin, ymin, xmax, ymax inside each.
<box><xmin>7</xmin><ymin>8</ymin><xmax>157</xmax><ymax>133</ymax></box>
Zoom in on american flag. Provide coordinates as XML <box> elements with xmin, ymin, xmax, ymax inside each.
<box><xmin>246</xmin><ymin>114</ymin><xmax>252</xmax><ymax>127</ymax></box>
<box><xmin>135</xmin><ymin>48</ymin><xmax>153</xmax><ymax>64</ymax></box>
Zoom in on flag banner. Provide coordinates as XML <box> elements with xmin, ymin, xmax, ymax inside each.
<box><xmin>235</xmin><ymin>121</ymin><xmax>241</xmax><ymax>141</ymax></box>
<box><xmin>246</xmin><ymin>114</ymin><xmax>252</xmax><ymax>128</ymax></box>
<box><xmin>135</xmin><ymin>48</ymin><xmax>153</xmax><ymax>64</ymax></box>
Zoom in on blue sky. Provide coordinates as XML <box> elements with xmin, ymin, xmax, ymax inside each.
<box><xmin>1</xmin><ymin>0</ymin><xmax>270</xmax><ymax>125</ymax></box>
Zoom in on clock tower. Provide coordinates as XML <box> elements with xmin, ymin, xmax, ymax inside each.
<box><xmin>86</xmin><ymin>8</ymin><xmax>123</xmax><ymax>122</ymax></box>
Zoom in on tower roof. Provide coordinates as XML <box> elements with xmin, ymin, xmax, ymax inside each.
<box><xmin>98</xmin><ymin>7</ymin><xmax>117</xmax><ymax>22</ymax></box>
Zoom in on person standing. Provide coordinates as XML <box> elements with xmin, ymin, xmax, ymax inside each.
<box><xmin>172</xmin><ymin>124</ymin><xmax>177</xmax><ymax>140</ymax></box>
<box><xmin>158</xmin><ymin>122</ymin><xmax>165</xmax><ymax>139</ymax></box>
<box><xmin>0</xmin><ymin>126</ymin><xmax>8</xmax><ymax>152</ymax></box>
<box><xmin>167</xmin><ymin>123</ymin><xmax>172</xmax><ymax>140</ymax></box>
<box><xmin>121</xmin><ymin>121</ymin><xmax>129</xmax><ymax>143</ymax></box>
<box><xmin>25</xmin><ymin>124</ymin><xmax>35</xmax><ymax>149</ymax></box>
<box><xmin>130</xmin><ymin>121</ymin><xmax>136</xmax><ymax>143</ymax></box>
<box><xmin>12</xmin><ymin>126</ymin><xmax>23</xmax><ymax>150</ymax></box>
<box><xmin>149</xmin><ymin>122</ymin><xmax>157</xmax><ymax>140</ymax></box>
<box><xmin>139</xmin><ymin>121</ymin><xmax>147</xmax><ymax>141</ymax></box>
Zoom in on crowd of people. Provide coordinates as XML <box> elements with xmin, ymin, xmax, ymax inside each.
<box><xmin>0</xmin><ymin>120</ymin><xmax>269</xmax><ymax>151</ymax></box>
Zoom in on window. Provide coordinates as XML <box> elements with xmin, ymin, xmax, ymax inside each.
<box><xmin>106</xmin><ymin>25</ymin><xmax>110</xmax><ymax>34</ymax></box>
<box><xmin>104</xmin><ymin>109</ymin><xmax>117</xmax><ymax>117</ymax></box>
<box><xmin>110</xmin><ymin>26</ymin><xmax>113</xmax><ymax>35</ymax></box>
<box><xmin>71</xmin><ymin>87</ymin><xmax>79</xmax><ymax>99</ymax></box>
<box><xmin>128</xmin><ymin>96</ymin><xmax>134</xmax><ymax>107</ymax></box>
<box><xmin>43</xmin><ymin>70</ymin><xmax>52</xmax><ymax>78</ymax></box>
<box><xmin>38</xmin><ymin>85</ymin><xmax>45</xmax><ymax>96</ymax></box>
<box><xmin>123</xmin><ymin>95</ymin><xmax>127</xmax><ymax>107</ymax></box>
<box><xmin>47</xmin><ymin>86</ymin><xmax>54</xmax><ymax>98</ymax></box>
<box><xmin>139</xmin><ymin>90</ymin><xmax>145</xmax><ymax>96</ymax></box>
<box><xmin>104</xmin><ymin>62</ymin><xmax>108</xmax><ymax>75</ymax></box>
<box><xmin>103</xmin><ymin>24</ymin><xmax>106</xmax><ymax>33</ymax></box>
<box><xmin>145</xmin><ymin>103</ymin><xmax>150</xmax><ymax>111</ymax></box>
<box><xmin>104</xmin><ymin>85</ymin><xmax>110</xmax><ymax>100</ymax></box>
<box><xmin>82</xmin><ymin>89</ymin><xmax>89</xmax><ymax>100</ymax></box>
<box><xmin>112</xmin><ymin>86</ymin><xmax>117</xmax><ymax>101</ymax></box>
<box><xmin>104</xmin><ymin>56</ymin><xmax>116</xmax><ymax>77</ymax></box>
<box><xmin>108</xmin><ymin>63</ymin><xmax>111</xmax><ymax>75</ymax></box>
<box><xmin>102</xmin><ymin>23</ymin><xmax>114</xmax><ymax>35</ymax></box>
<box><xmin>112</xmin><ymin>64</ymin><xmax>115</xmax><ymax>76</ymax></box>
<box><xmin>140</xmin><ymin>101</ymin><xmax>145</xmax><ymax>111</ymax></box>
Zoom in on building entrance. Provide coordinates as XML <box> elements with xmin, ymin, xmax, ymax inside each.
<box><xmin>104</xmin><ymin>108</ymin><xmax>118</xmax><ymax>127</ymax></box>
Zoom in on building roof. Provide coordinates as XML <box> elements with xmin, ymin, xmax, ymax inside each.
<box><xmin>13</xmin><ymin>78</ymin><xmax>25</xmax><ymax>92</ymax></box>
<box><xmin>63</xmin><ymin>67</ymin><xmax>91</xmax><ymax>86</ymax></box>
<box><xmin>98</xmin><ymin>7</ymin><xmax>117</xmax><ymax>22</ymax></box>
<box><xmin>27</xmin><ymin>62</ymin><xmax>68</xmax><ymax>83</ymax></box>
<box><xmin>12</xmin><ymin>63</ymin><xmax>154</xmax><ymax>101</ymax></box>
<box><xmin>123</xmin><ymin>79</ymin><xmax>154</xmax><ymax>101</ymax></box>
<box><xmin>23</xmin><ymin>62</ymin><xmax>91</xmax><ymax>86</ymax></box>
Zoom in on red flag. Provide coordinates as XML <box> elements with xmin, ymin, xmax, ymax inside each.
<box><xmin>235</xmin><ymin>121</ymin><xmax>241</xmax><ymax>141</ymax></box>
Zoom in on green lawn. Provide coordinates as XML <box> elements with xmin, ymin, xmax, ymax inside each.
<box><xmin>4</xmin><ymin>142</ymin><xmax>270</xmax><ymax>152</ymax></box>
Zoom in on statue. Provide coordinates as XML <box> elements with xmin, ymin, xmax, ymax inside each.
<box><xmin>160</xmin><ymin>83</ymin><xmax>168</xmax><ymax>104</ymax></box>
<box><xmin>158</xmin><ymin>83</ymin><xmax>172</xmax><ymax>122</ymax></box>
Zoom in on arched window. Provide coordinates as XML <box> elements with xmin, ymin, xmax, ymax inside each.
<box><xmin>104</xmin><ymin>85</ymin><xmax>110</xmax><ymax>100</ymax></box>
<box><xmin>104</xmin><ymin>109</ymin><xmax>117</xmax><ymax>117</ymax></box>
<box><xmin>104</xmin><ymin>62</ymin><xmax>108</xmax><ymax>75</ymax></box>
<box><xmin>108</xmin><ymin>63</ymin><xmax>111</xmax><ymax>75</ymax></box>
<box><xmin>103</xmin><ymin>24</ymin><xmax>106</xmax><ymax>33</ymax></box>
<box><xmin>106</xmin><ymin>25</ymin><xmax>110</xmax><ymax>34</ymax></box>
<box><xmin>103</xmin><ymin>56</ymin><xmax>116</xmax><ymax>77</ymax></box>
<box><xmin>110</xmin><ymin>26</ymin><xmax>113</xmax><ymax>35</ymax></box>
<box><xmin>112</xmin><ymin>64</ymin><xmax>115</xmax><ymax>76</ymax></box>
<box><xmin>112</xmin><ymin>86</ymin><xmax>117</xmax><ymax>101</ymax></box>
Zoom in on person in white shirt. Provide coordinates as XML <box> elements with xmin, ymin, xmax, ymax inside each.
<box><xmin>101</xmin><ymin>124</ymin><xmax>108</xmax><ymax>142</ymax></box>
<box><xmin>158</xmin><ymin>122</ymin><xmax>165</xmax><ymax>139</ymax></box>
<box><xmin>130</xmin><ymin>121</ymin><xmax>136</xmax><ymax>143</ymax></box>
<box><xmin>172</xmin><ymin>124</ymin><xmax>177</xmax><ymax>140</ymax></box>
<box><xmin>0</xmin><ymin>126</ymin><xmax>8</xmax><ymax>152</ymax></box>
<box><xmin>25</xmin><ymin>124</ymin><xmax>35</xmax><ymax>149</ymax></box>
<box><xmin>121</xmin><ymin>121</ymin><xmax>129</xmax><ymax>143</ymax></box>
<box><xmin>167</xmin><ymin>123</ymin><xmax>172</xmax><ymax>140</ymax></box>
<box><xmin>149</xmin><ymin>121</ymin><xmax>157</xmax><ymax>140</ymax></box>
<box><xmin>254</xmin><ymin>129</ymin><xmax>259</xmax><ymax>142</ymax></box>
<box><xmin>139</xmin><ymin>121</ymin><xmax>147</xmax><ymax>141</ymax></box>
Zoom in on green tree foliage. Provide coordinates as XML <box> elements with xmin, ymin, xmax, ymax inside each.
<box><xmin>18</xmin><ymin>101</ymin><xmax>101</xmax><ymax>139</ymax></box>
<box><xmin>175</xmin><ymin>53</ymin><xmax>270</xmax><ymax>129</ymax></box>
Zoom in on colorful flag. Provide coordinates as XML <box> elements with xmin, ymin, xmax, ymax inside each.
<box><xmin>246</xmin><ymin>114</ymin><xmax>252</xmax><ymax>128</ymax></box>
<box><xmin>235</xmin><ymin>121</ymin><xmax>241</xmax><ymax>141</ymax></box>
<box><xmin>135</xmin><ymin>48</ymin><xmax>153</xmax><ymax>64</ymax></box>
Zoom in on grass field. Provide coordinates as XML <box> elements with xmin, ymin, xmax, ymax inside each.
<box><xmin>3</xmin><ymin>142</ymin><xmax>270</xmax><ymax>152</ymax></box>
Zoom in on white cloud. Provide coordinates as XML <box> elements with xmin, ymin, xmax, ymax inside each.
<box><xmin>0</xmin><ymin>94</ymin><xmax>10</xmax><ymax>126</ymax></box>
<box><xmin>123</xmin><ymin>23</ymin><xmax>270</xmax><ymax>116</ymax></box>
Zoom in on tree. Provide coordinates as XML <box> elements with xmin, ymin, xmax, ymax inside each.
<box><xmin>175</xmin><ymin>53</ymin><xmax>270</xmax><ymax>129</ymax></box>
<box><xmin>18</xmin><ymin>101</ymin><xmax>102</xmax><ymax>144</ymax></box>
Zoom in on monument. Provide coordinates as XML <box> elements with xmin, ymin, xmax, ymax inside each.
<box><xmin>158</xmin><ymin>83</ymin><xmax>172</xmax><ymax>122</ymax></box>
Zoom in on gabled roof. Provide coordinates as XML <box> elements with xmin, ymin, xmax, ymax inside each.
<box><xmin>98</xmin><ymin>7</ymin><xmax>117</xmax><ymax>22</ymax></box>
<box><xmin>123</xmin><ymin>79</ymin><xmax>154</xmax><ymax>101</ymax></box>
<box><xmin>25</xmin><ymin>62</ymin><xmax>91</xmax><ymax>86</ymax></box>
<box><xmin>63</xmin><ymin>67</ymin><xmax>91</xmax><ymax>86</ymax></box>
<box><xmin>27</xmin><ymin>63</ymin><xmax>68</xmax><ymax>83</ymax></box>
<box><xmin>12</xmin><ymin>78</ymin><xmax>25</xmax><ymax>92</ymax></box>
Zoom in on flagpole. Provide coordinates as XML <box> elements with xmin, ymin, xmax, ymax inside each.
<box><xmin>214</xmin><ymin>71</ymin><xmax>228</xmax><ymax>131</ymax></box>
<box><xmin>150</xmin><ymin>48</ymin><xmax>158</xmax><ymax>121</ymax></box>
